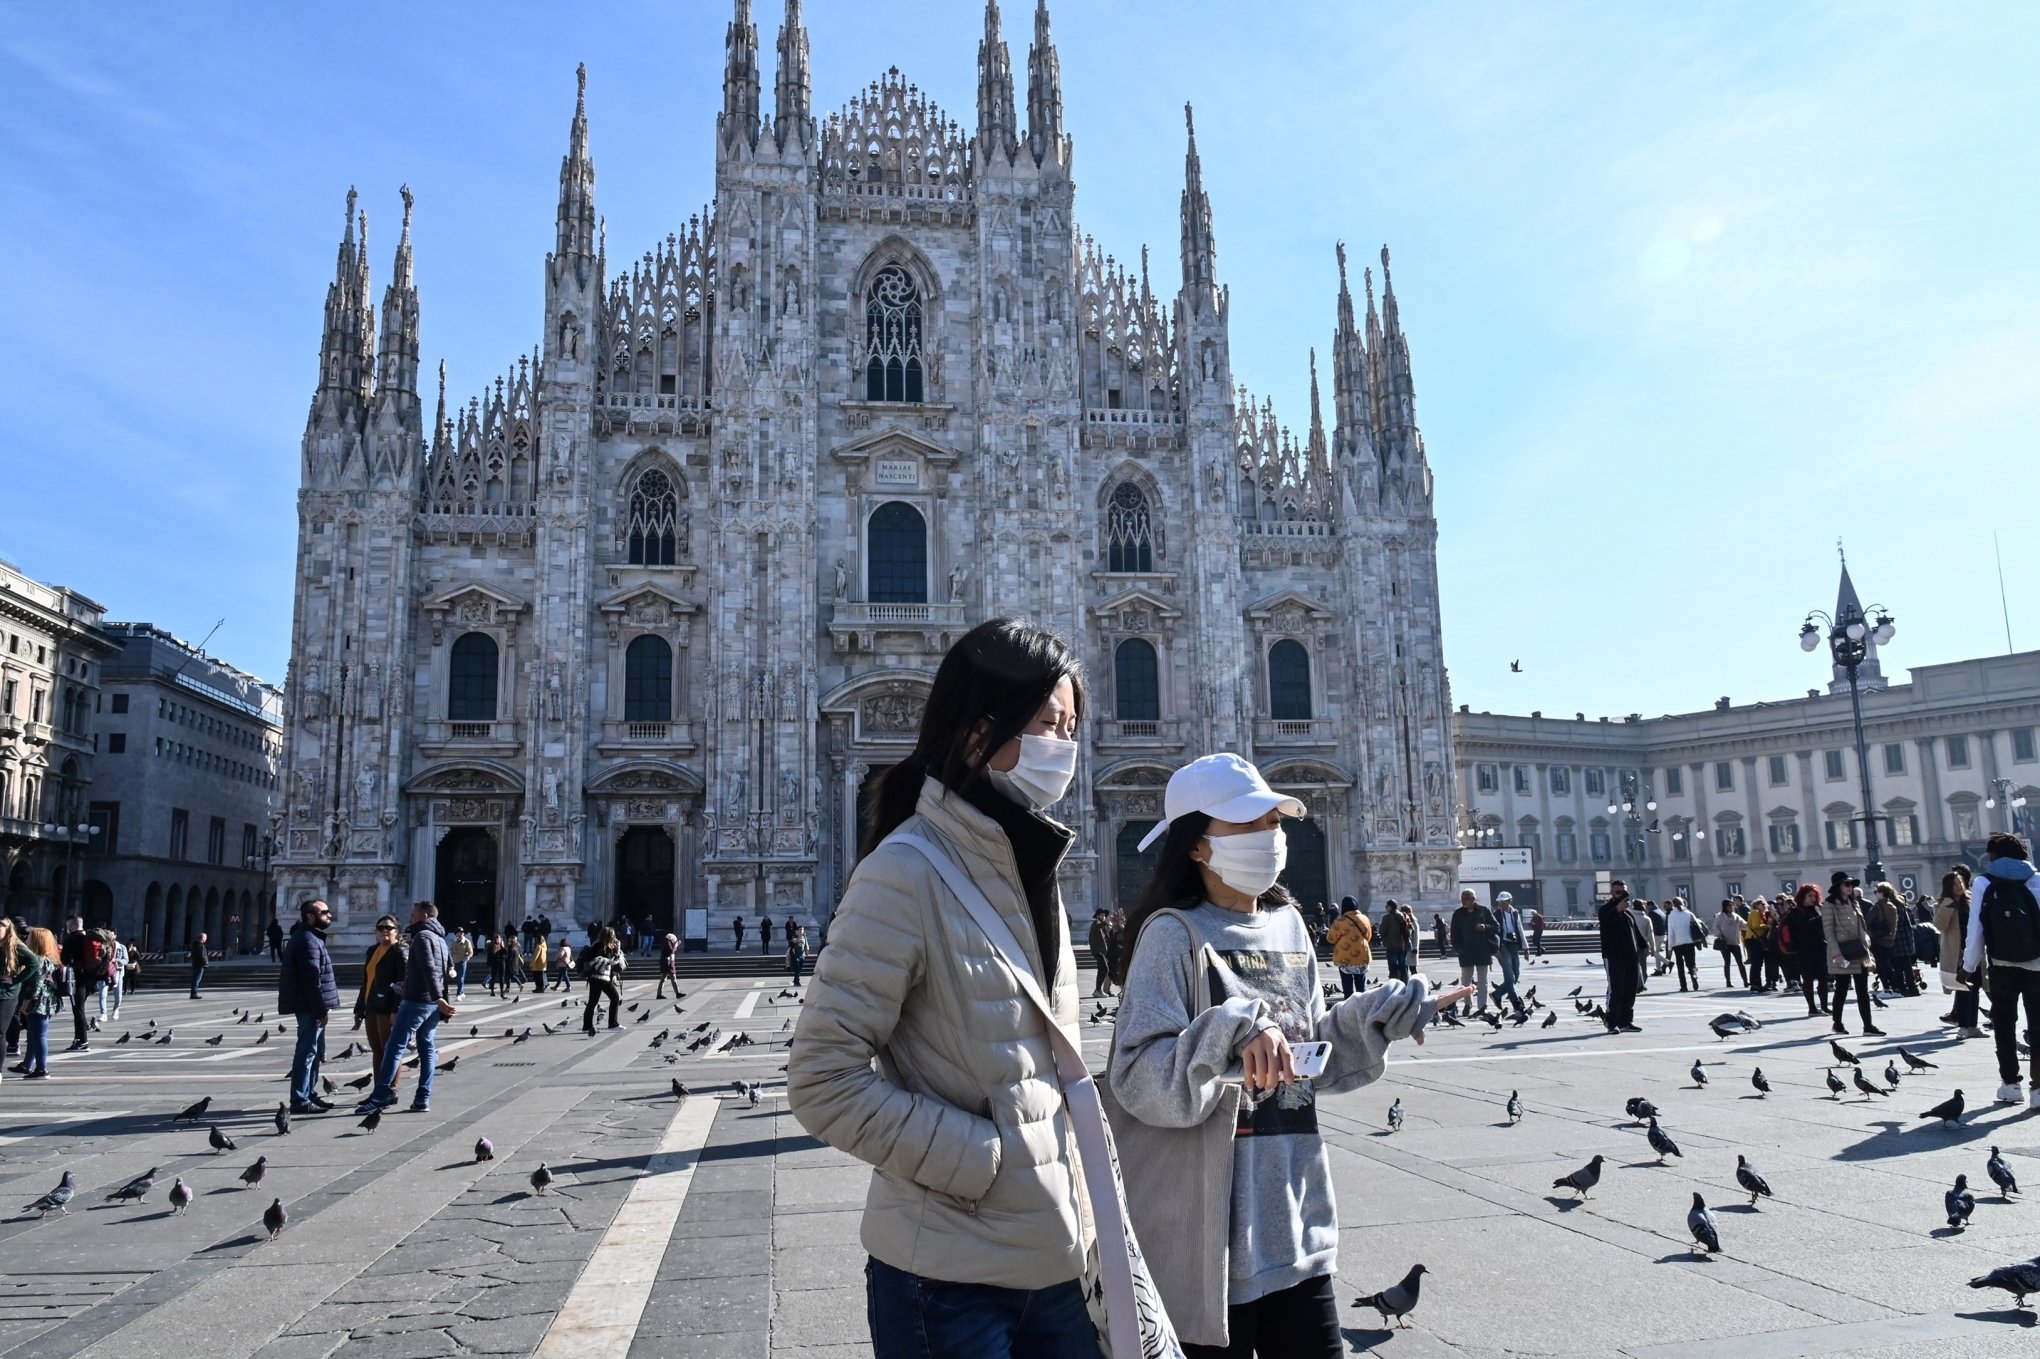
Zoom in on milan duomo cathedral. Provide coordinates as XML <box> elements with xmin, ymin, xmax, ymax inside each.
<box><xmin>276</xmin><ymin>0</ymin><xmax>1460</xmax><ymax>947</ymax></box>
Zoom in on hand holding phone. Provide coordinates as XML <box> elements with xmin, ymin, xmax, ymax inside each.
<box><xmin>1290</xmin><ymin>1040</ymin><xmax>1331</xmax><ymax>1080</ymax></box>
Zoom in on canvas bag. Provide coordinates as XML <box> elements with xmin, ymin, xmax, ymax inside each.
<box><xmin>889</xmin><ymin>834</ymin><xmax>1184</xmax><ymax>1359</ymax></box>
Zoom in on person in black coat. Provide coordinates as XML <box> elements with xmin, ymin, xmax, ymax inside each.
<box><xmin>280</xmin><ymin>900</ymin><xmax>342</xmax><ymax>1113</ymax></box>
<box><xmin>1598</xmin><ymin>881</ymin><xmax>1645</xmax><ymax>1033</ymax></box>
<box><xmin>1783</xmin><ymin>884</ymin><xmax>1829</xmax><ymax>1017</ymax></box>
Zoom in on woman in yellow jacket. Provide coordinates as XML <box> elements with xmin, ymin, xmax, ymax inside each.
<box><xmin>1326</xmin><ymin>896</ymin><xmax>1374</xmax><ymax>996</ymax></box>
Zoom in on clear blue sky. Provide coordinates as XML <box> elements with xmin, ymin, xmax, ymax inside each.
<box><xmin>3</xmin><ymin>2</ymin><xmax>2034</xmax><ymax>719</ymax></box>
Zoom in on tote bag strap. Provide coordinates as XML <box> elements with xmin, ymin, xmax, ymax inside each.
<box><xmin>888</xmin><ymin>833</ymin><xmax>1149</xmax><ymax>1359</ymax></box>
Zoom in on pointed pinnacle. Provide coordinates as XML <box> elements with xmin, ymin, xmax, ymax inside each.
<box><xmin>576</xmin><ymin>61</ymin><xmax>587</xmax><ymax>106</ymax></box>
<box><xmin>344</xmin><ymin>187</ymin><xmax>358</xmax><ymax>245</ymax></box>
<box><xmin>1336</xmin><ymin>241</ymin><xmax>1349</xmax><ymax>289</ymax></box>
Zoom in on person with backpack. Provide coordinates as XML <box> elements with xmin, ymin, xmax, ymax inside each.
<box><xmin>580</xmin><ymin>925</ymin><xmax>626</xmax><ymax>1033</ymax></box>
<box><xmin>12</xmin><ymin>928</ymin><xmax>64</xmax><ymax>1079</ymax></box>
<box><xmin>1961</xmin><ymin>832</ymin><xmax>2040</xmax><ymax>1107</ymax></box>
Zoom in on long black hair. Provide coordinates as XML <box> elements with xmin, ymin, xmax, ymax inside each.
<box><xmin>859</xmin><ymin>618</ymin><xmax>1085</xmax><ymax>859</ymax></box>
<box><xmin>1111</xmin><ymin>810</ymin><xmax>1297</xmax><ymax>984</ymax></box>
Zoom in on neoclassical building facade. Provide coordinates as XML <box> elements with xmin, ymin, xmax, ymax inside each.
<box><xmin>276</xmin><ymin>1</ymin><xmax>1458</xmax><ymax>944</ymax></box>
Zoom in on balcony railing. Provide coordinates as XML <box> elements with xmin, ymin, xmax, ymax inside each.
<box><xmin>626</xmin><ymin>721</ymin><xmax>669</xmax><ymax>741</ymax></box>
<box><xmin>828</xmin><ymin>601</ymin><xmax>969</xmax><ymax>654</ymax></box>
<box><xmin>1083</xmin><ymin>408</ymin><xmax>1180</xmax><ymax>427</ymax></box>
<box><xmin>1094</xmin><ymin>718</ymin><xmax>1186</xmax><ymax>750</ymax></box>
<box><xmin>448</xmin><ymin>722</ymin><xmax>494</xmax><ymax>739</ymax></box>
<box><xmin>1239</xmin><ymin>519</ymin><xmax>1334</xmax><ymax>539</ymax></box>
<box><xmin>596</xmin><ymin>719</ymin><xmax>698</xmax><ymax>755</ymax></box>
<box><xmin>1254</xmin><ymin>717</ymin><xmax>1337</xmax><ymax>746</ymax></box>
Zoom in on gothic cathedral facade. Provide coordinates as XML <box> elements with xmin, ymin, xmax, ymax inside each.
<box><xmin>276</xmin><ymin>1</ymin><xmax>1460</xmax><ymax>944</ymax></box>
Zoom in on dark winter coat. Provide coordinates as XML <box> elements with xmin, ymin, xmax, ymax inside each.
<box><xmin>279</xmin><ymin>922</ymin><xmax>341</xmax><ymax>1017</ymax></box>
<box><xmin>401</xmin><ymin>918</ymin><xmax>451</xmax><ymax>1004</ymax></box>
<box><xmin>1450</xmin><ymin>903</ymin><xmax>1499</xmax><ymax>967</ymax></box>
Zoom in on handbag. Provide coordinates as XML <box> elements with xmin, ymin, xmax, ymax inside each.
<box><xmin>890</xmin><ymin>833</ymin><xmax>1183</xmax><ymax>1359</ymax></box>
<box><xmin>1838</xmin><ymin>936</ymin><xmax>1869</xmax><ymax>964</ymax></box>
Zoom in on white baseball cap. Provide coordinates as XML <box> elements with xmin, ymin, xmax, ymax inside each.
<box><xmin>1495</xmin><ymin>891</ymin><xmax>1513</xmax><ymax>903</ymax></box>
<box><xmin>1135</xmin><ymin>753</ymin><xmax>1305</xmax><ymax>852</ymax></box>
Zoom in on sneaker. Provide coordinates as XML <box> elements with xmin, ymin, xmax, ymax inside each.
<box><xmin>408</xmin><ymin>1103</ymin><xmax>429</xmax><ymax>1113</ymax></box>
<box><xmin>1961</xmin><ymin>1026</ymin><xmax>1987</xmax><ymax>1039</ymax></box>
<box><xmin>308</xmin><ymin>1095</ymin><xmax>336</xmax><ymax>1112</ymax></box>
<box><xmin>2029</xmin><ymin>1087</ymin><xmax>2040</xmax><ymax>1110</ymax></box>
<box><xmin>289</xmin><ymin>1100</ymin><xmax>318</xmax><ymax>1115</ymax></box>
<box><xmin>1996</xmin><ymin>1083</ymin><xmax>2024</xmax><ymax>1105</ymax></box>
<box><xmin>66</xmin><ymin>1041</ymin><xmax>88</xmax><ymax>1052</ymax></box>
<box><xmin>1862</xmin><ymin>1026</ymin><xmax>1886</xmax><ymax>1037</ymax></box>
<box><xmin>23</xmin><ymin>1070</ymin><xmax>48</xmax><ymax>1080</ymax></box>
<box><xmin>354</xmin><ymin>1094</ymin><xmax>394</xmax><ymax>1115</ymax></box>
<box><xmin>1832</xmin><ymin>1024</ymin><xmax>1848</xmax><ymax>1035</ymax></box>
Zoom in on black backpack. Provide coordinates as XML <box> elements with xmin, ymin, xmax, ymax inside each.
<box><xmin>1979</xmin><ymin>875</ymin><xmax>2040</xmax><ymax>964</ymax></box>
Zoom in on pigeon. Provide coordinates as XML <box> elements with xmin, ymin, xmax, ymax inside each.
<box><xmin>530</xmin><ymin>1164</ymin><xmax>553</xmax><ymax>1195</ymax></box>
<box><xmin>474</xmin><ymin>1136</ymin><xmax>495</xmax><ymax>1162</ymax></box>
<box><xmin>274</xmin><ymin>1103</ymin><xmax>291</xmax><ymax>1136</ymax></box>
<box><xmin>174</xmin><ymin>1096</ymin><xmax>213</xmax><ymax>1124</ymax></box>
<box><xmin>1506</xmin><ymin>1091</ymin><xmax>1522</xmax><ymax>1124</ymax></box>
<box><xmin>1624</xmin><ymin>1097</ymin><xmax>1660</xmax><ymax>1123</ymax></box>
<box><xmin>1947</xmin><ymin>1174</ymin><xmax>1977</xmax><ymax>1229</ymax></box>
<box><xmin>1852</xmin><ymin>1067</ymin><xmax>1889</xmax><ymax>1099</ymax></box>
<box><xmin>236</xmin><ymin>1010</ymin><xmax>249</xmax><ymax>1023</ymax></box>
<box><xmin>168</xmin><ymin>1178</ymin><xmax>193</xmax><ymax>1214</ymax></box>
<box><xmin>1751</xmin><ymin>1068</ymin><xmax>1770</xmax><ymax>1097</ymax></box>
<box><xmin>209</xmin><ymin>1124</ymin><xmax>237</xmax><ymax>1154</ymax></box>
<box><xmin>626</xmin><ymin>1001</ymin><xmax>639</xmax><ymax>1012</ymax></box>
<box><xmin>1437</xmin><ymin>1009</ymin><xmax>1465</xmax><ymax>1028</ymax></box>
<box><xmin>116</xmin><ymin>1031</ymin><xmax>132</xmax><ymax>1044</ymax></box>
<box><xmin>1554</xmin><ymin>1155</ymin><xmax>1605</xmax><ymax>1199</ymax></box>
<box><xmin>543</xmin><ymin>1023</ymin><xmax>558</xmax><ymax>1035</ymax></box>
<box><xmin>1353</xmin><ymin>1263</ymin><xmax>1428</xmax><ymax>1330</ymax></box>
<box><xmin>1825</xmin><ymin>1068</ymin><xmax>1846</xmax><ymax>1100</ymax></box>
<box><xmin>336</xmin><ymin>1043</ymin><xmax>357</xmax><ymax>1060</ymax></box>
<box><xmin>239</xmin><ymin>1157</ymin><xmax>267</xmax><ymax>1189</ymax></box>
<box><xmin>1387</xmin><ymin>1098</ymin><xmax>1404</xmax><ymax>1133</ymax></box>
<box><xmin>345</xmin><ymin>1074</ymin><xmax>373</xmax><ymax>1090</ymax></box>
<box><xmin>1524</xmin><ymin>985</ymin><xmax>1538</xmax><ymax>1006</ymax></box>
<box><xmin>1478</xmin><ymin>1011</ymin><xmax>1503</xmax><ymax>1032</ymax></box>
<box><xmin>672</xmin><ymin>1079</ymin><xmax>688</xmax><ymax>1100</ymax></box>
<box><xmin>263</xmin><ymin>1197</ymin><xmax>287</xmax><ymax>1239</ymax></box>
<box><xmin>106</xmin><ymin>1168</ymin><xmax>159</xmax><ymax>1203</ymax></box>
<box><xmin>1921</xmin><ymin>1090</ymin><xmax>1966</xmax><ymax>1127</ymax></box>
<box><xmin>23</xmin><ymin>1172</ymin><xmax>76</xmax><ymax>1218</ymax></box>
<box><xmin>1898</xmin><ymin>1046</ymin><xmax>1938</xmax><ymax>1072</ymax></box>
<box><xmin>1688</xmin><ymin>1192</ymin><xmax>1721</xmax><ymax>1254</ymax></box>
<box><xmin>469</xmin><ymin>1026</ymin><xmax>479</xmax><ymax>1038</ymax></box>
<box><xmin>441</xmin><ymin>1056</ymin><xmax>459</xmax><ymax>1073</ymax></box>
<box><xmin>157</xmin><ymin>1031</ymin><xmax>173</xmax><ymax>1044</ymax></box>
<box><xmin>1566</xmin><ymin>986</ymin><xmax>1583</xmax><ymax>998</ymax></box>
<box><xmin>321</xmin><ymin>1078</ymin><xmax>339</xmax><ymax>1095</ymax></box>
<box><xmin>1691</xmin><ymin>1060</ymin><xmax>1708</xmax><ymax>1089</ymax></box>
<box><xmin>1883</xmin><ymin>1059</ymin><xmax>1903</xmax><ymax>1090</ymax></box>
<box><xmin>746</xmin><ymin>1084</ymin><xmax>761</xmax><ymax>1108</ymax></box>
<box><xmin>1586</xmin><ymin>958</ymin><xmax>1598</xmax><ymax>967</ymax></box>
<box><xmin>513</xmin><ymin>1030</ymin><xmax>530</xmax><ymax>1044</ymax></box>
<box><xmin>1541</xmin><ymin>1011</ymin><xmax>1557</xmax><ymax>1028</ymax></box>
<box><xmin>1707</xmin><ymin>1018</ymin><xmax>1740</xmax><ymax>1041</ymax></box>
<box><xmin>1830</xmin><ymin>1039</ymin><xmax>1860</xmax><ymax>1067</ymax></box>
<box><xmin>692</xmin><ymin>1021</ymin><xmax>712</xmax><ymax>1033</ymax></box>
<box><xmin>503</xmin><ymin>1028</ymin><xmax>514</xmax><ymax>1040</ymax></box>
<box><xmin>1646</xmin><ymin>1118</ymin><xmax>1682</xmax><ymax>1162</ymax></box>
<box><xmin>1968</xmin><ymin>1257</ymin><xmax>2040</xmax><ymax>1309</ymax></box>
<box><xmin>254</xmin><ymin>1013</ymin><xmax>265</xmax><ymax>1023</ymax></box>
<box><xmin>206</xmin><ymin>1034</ymin><xmax>225</xmax><ymax>1047</ymax></box>
<box><xmin>358</xmin><ymin>1109</ymin><xmax>381</xmax><ymax>1133</ymax></box>
<box><xmin>1735</xmin><ymin>1155</ymin><xmax>1772</xmax><ymax>1207</ymax></box>
<box><xmin>256</xmin><ymin>1030</ymin><xmax>270</xmax><ymax>1045</ymax></box>
<box><xmin>1986</xmin><ymin>1146</ymin><xmax>2020</xmax><ymax>1198</ymax></box>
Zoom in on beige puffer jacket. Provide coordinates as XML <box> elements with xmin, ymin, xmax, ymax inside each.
<box><xmin>787</xmin><ymin>777</ymin><xmax>1085</xmax><ymax>1290</ymax></box>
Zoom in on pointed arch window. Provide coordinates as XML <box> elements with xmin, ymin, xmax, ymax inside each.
<box><xmin>625</xmin><ymin>467</ymin><xmax>680</xmax><ymax>566</ymax></box>
<box><xmin>447</xmin><ymin>633</ymin><xmax>499</xmax><ymax>721</ymax></box>
<box><xmin>624</xmin><ymin>635</ymin><xmax>673</xmax><ymax>722</ymax></box>
<box><xmin>865</xmin><ymin>266</ymin><xmax>925</xmax><ymax>403</ymax></box>
<box><xmin>867</xmin><ymin>501</ymin><xmax>927</xmax><ymax>604</ymax></box>
<box><xmin>1114</xmin><ymin>639</ymin><xmax>1160</xmax><ymax>722</ymax></box>
<box><xmin>1269</xmin><ymin>639</ymin><xmax>1312</xmax><ymax>720</ymax></box>
<box><xmin>1105</xmin><ymin>482</ymin><xmax>1156</xmax><ymax>573</ymax></box>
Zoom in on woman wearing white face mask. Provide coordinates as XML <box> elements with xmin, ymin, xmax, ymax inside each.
<box><xmin>788</xmin><ymin>619</ymin><xmax>1102</xmax><ymax>1359</ymax></box>
<box><xmin>1105</xmin><ymin>753</ymin><xmax>1471</xmax><ymax>1357</ymax></box>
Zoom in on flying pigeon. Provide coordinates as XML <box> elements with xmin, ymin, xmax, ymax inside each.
<box><xmin>239</xmin><ymin>1157</ymin><xmax>267</xmax><ymax>1189</ymax></box>
<box><xmin>1735</xmin><ymin>1155</ymin><xmax>1771</xmax><ymax>1207</ymax></box>
<box><xmin>208</xmin><ymin>1125</ymin><xmax>237</xmax><ymax>1154</ymax></box>
<box><xmin>1898</xmin><ymin>1046</ymin><xmax>1938</xmax><ymax>1072</ymax></box>
<box><xmin>263</xmin><ymin>1198</ymin><xmax>287</xmax><ymax>1239</ymax></box>
<box><xmin>1691</xmin><ymin>1060</ymin><xmax>1708</xmax><ymax>1089</ymax></box>
<box><xmin>1825</xmin><ymin>1068</ymin><xmax>1846</xmax><ymax>1100</ymax></box>
<box><xmin>174</xmin><ymin>1096</ymin><xmax>212</xmax><ymax>1124</ymax></box>
<box><xmin>1947</xmin><ymin>1174</ymin><xmax>1977</xmax><ymax>1229</ymax></box>
<box><xmin>1687</xmin><ymin>1192</ymin><xmax>1720</xmax><ymax>1254</ymax></box>
<box><xmin>474</xmin><ymin>1136</ymin><xmax>495</xmax><ymax>1162</ymax></box>
<box><xmin>1541</xmin><ymin>1011</ymin><xmax>1557</xmax><ymax>1028</ymax></box>
<box><xmin>1852</xmin><ymin>1067</ymin><xmax>1889</xmax><ymax>1099</ymax></box>
<box><xmin>168</xmin><ymin>1179</ymin><xmax>193</xmax><ymax>1214</ymax></box>
<box><xmin>1647</xmin><ymin>1118</ymin><xmax>1682</xmax><ymax>1162</ymax></box>
<box><xmin>1830</xmin><ymin>1039</ymin><xmax>1860</xmax><ymax>1067</ymax></box>
<box><xmin>1751</xmin><ymin>1068</ymin><xmax>1770</xmax><ymax>1097</ymax></box>
<box><xmin>274</xmin><ymin>1103</ymin><xmax>291</xmax><ymax>1137</ymax></box>
<box><xmin>23</xmin><ymin>1172</ymin><xmax>75</xmax><ymax>1218</ymax></box>
<box><xmin>1987</xmin><ymin>1147</ymin><xmax>2020</xmax><ymax>1198</ymax></box>
<box><xmin>1554</xmin><ymin>1155</ymin><xmax>1605</xmax><ymax>1199</ymax></box>
<box><xmin>358</xmin><ymin>1109</ymin><xmax>381</xmax><ymax>1133</ymax></box>
<box><xmin>1625</xmin><ymin>1097</ymin><xmax>1660</xmax><ymax>1124</ymax></box>
<box><xmin>1968</xmin><ymin>1257</ymin><xmax>2040</xmax><ymax>1309</ymax></box>
<box><xmin>530</xmin><ymin>1164</ymin><xmax>554</xmax><ymax>1195</ymax></box>
<box><xmin>1353</xmin><ymin>1263</ymin><xmax>1428</xmax><ymax>1329</ymax></box>
<box><xmin>1921</xmin><ymin>1090</ymin><xmax>1966</xmax><ymax>1127</ymax></box>
<box><xmin>105</xmin><ymin>1168</ymin><xmax>159</xmax><ymax>1203</ymax></box>
<box><xmin>1387</xmin><ymin>1098</ymin><xmax>1404</xmax><ymax>1133</ymax></box>
<box><xmin>1506</xmin><ymin>1091</ymin><xmax>1523</xmax><ymax>1124</ymax></box>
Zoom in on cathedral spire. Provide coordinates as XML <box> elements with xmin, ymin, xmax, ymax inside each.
<box><xmin>721</xmin><ymin>0</ymin><xmax>761</xmax><ymax>151</ymax></box>
<box><xmin>431</xmin><ymin>360</ymin><xmax>450</xmax><ymax>455</ymax></box>
<box><xmin>314</xmin><ymin>187</ymin><xmax>369</xmax><ymax>401</ymax></box>
<box><xmin>1179</xmin><ymin>103</ymin><xmax>1218</xmax><ymax>297</ymax></box>
<box><xmin>374</xmin><ymin>185</ymin><xmax>420</xmax><ymax>414</ymax></box>
<box><xmin>773</xmin><ymin>0</ymin><xmax>812</xmax><ymax>149</ymax></box>
<box><xmin>1377</xmin><ymin>243</ymin><xmax>1418</xmax><ymax>450</ymax></box>
<box><xmin>976</xmin><ymin>0</ymin><xmax>1017</xmax><ymax>163</ymax></box>
<box><xmin>1025</xmin><ymin>0</ymin><xmax>1064</xmax><ymax>166</ymax></box>
<box><xmin>554</xmin><ymin>64</ymin><xmax>597</xmax><ymax>268</ymax></box>
<box><xmin>1329</xmin><ymin>241</ymin><xmax>1375</xmax><ymax>464</ymax></box>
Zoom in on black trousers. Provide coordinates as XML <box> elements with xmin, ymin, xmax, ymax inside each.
<box><xmin>1673</xmin><ymin>944</ymin><xmax>1699</xmax><ymax>990</ymax></box>
<box><xmin>1605</xmin><ymin>964</ymin><xmax>1639</xmax><ymax>1029</ymax></box>
<box><xmin>583</xmin><ymin>978</ymin><xmax>621</xmax><ymax>1032</ymax></box>
<box><xmin>1987</xmin><ymin>966</ymin><xmax>2040</xmax><ymax>1086</ymax></box>
<box><xmin>1829</xmin><ymin>970</ymin><xmax>1873</xmax><ymax>1029</ymax></box>
<box><xmin>1183</xmin><ymin>1274</ymin><xmax>1341</xmax><ymax>1359</ymax></box>
<box><xmin>1718</xmin><ymin>943</ymin><xmax>1748</xmax><ymax>987</ymax></box>
<box><xmin>1796</xmin><ymin>961</ymin><xmax>1827</xmax><ymax>1012</ymax></box>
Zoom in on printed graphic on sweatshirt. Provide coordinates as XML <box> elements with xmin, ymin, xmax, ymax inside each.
<box><xmin>1206</xmin><ymin>947</ymin><xmax>1318</xmax><ymax>1138</ymax></box>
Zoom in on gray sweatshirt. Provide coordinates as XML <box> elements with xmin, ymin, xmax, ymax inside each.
<box><xmin>1108</xmin><ymin>901</ymin><xmax>1434</xmax><ymax>1308</ymax></box>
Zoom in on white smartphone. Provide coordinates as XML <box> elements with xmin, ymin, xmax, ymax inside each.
<box><xmin>1291</xmin><ymin>1041</ymin><xmax>1331</xmax><ymax>1080</ymax></box>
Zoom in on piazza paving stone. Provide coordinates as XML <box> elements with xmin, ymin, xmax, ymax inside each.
<box><xmin>1</xmin><ymin>967</ymin><xmax>2036</xmax><ymax>1358</ymax></box>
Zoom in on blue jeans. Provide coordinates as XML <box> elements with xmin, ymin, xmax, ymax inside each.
<box><xmin>289</xmin><ymin>1013</ymin><xmax>327</xmax><ymax>1104</ymax></box>
<box><xmin>189</xmin><ymin>966</ymin><xmax>205</xmax><ymax>997</ymax></box>
<box><xmin>1496</xmin><ymin>946</ymin><xmax>1524</xmax><ymax>1010</ymax></box>
<box><xmin>23</xmin><ymin>1013</ymin><xmax>51</xmax><ymax>1074</ymax></box>
<box><xmin>452</xmin><ymin>959</ymin><xmax>468</xmax><ymax>998</ymax></box>
<box><xmin>97</xmin><ymin>979</ymin><xmax>120</xmax><ymax>1017</ymax></box>
<box><xmin>790</xmin><ymin>954</ymin><xmax>806</xmax><ymax>986</ymax></box>
<box><xmin>373</xmin><ymin>999</ymin><xmax>443</xmax><ymax>1107</ymax></box>
<box><xmin>1339</xmin><ymin>967</ymin><xmax>1368</xmax><ymax>996</ymax></box>
<box><xmin>865</xmin><ymin>1257</ymin><xmax>1101</xmax><ymax>1359</ymax></box>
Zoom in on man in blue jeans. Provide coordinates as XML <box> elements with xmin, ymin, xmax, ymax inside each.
<box><xmin>358</xmin><ymin>901</ymin><xmax>455</xmax><ymax>1115</ymax></box>
<box><xmin>279</xmin><ymin>900</ymin><xmax>340</xmax><ymax>1114</ymax></box>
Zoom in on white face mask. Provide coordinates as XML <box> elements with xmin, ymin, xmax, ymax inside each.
<box><xmin>986</xmin><ymin>733</ymin><xmax>1079</xmax><ymax>811</ymax></box>
<box><xmin>1203</xmin><ymin>827</ymin><xmax>1287</xmax><ymax>898</ymax></box>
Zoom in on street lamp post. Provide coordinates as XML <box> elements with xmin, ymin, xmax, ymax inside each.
<box><xmin>41</xmin><ymin>821</ymin><xmax>102</xmax><ymax>922</ymax></box>
<box><xmin>1800</xmin><ymin>567</ymin><xmax>1896</xmax><ymax>887</ymax></box>
<box><xmin>1985</xmin><ymin>778</ymin><xmax>2029</xmax><ymax>836</ymax></box>
<box><xmin>1606</xmin><ymin>776</ymin><xmax>1658</xmax><ymax>887</ymax></box>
